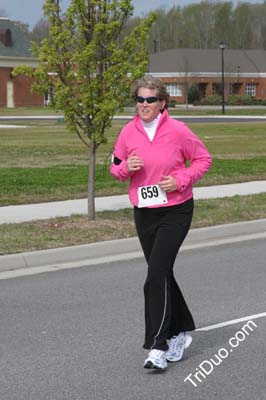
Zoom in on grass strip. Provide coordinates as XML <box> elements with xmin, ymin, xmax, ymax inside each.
<box><xmin>1</xmin><ymin>122</ymin><xmax>266</xmax><ymax>170</ymax></box>
<box><xmin>0</xmin><ymin>193</ymin><xmax>266</xmax><ymax>255</ymax></box>
<box><xmin>0</xmin><ymin>164</ymin><xmax>127</xmax><ymax>205</ymax></box>
<box><xmin>0</xmin><ymin>157</ymin><xmax>266</xmax><ymax>206</ymax></box>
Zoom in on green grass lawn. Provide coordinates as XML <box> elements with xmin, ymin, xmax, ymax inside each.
<box><xmin>0</xmin><ymin>157</ymin><xmax>266</xmax><ymax>206</ymax></box>
<box><xmin>0</xmin><ymin>119</ymin><xmax>266</xmax><ymax>205</ymax></box>
<box><xmin>0</xmin><ymin>112</ymin><xmax>266</xmax><ymax>254</ymax></box>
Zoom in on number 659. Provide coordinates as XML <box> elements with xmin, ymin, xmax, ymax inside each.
<box><xmin>141</xmin><ymin>186</ymin><xmax>159</xmax><ymax>199</ymax></box>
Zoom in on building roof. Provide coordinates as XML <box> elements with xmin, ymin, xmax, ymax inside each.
<box><xmin>149</xmin><ymin>48</ymin><xmax>266</xmax><ymax>76</ymax></box>
<box><xmin>0</xmin><ymin>18</ymin><xmax>32</xmax><ymax>57</ymax></box>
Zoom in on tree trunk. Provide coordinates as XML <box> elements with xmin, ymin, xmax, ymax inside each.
<box><xmin>88</xmin><ymin>139</ymin><xmax>96</xmax><ymax>219</ymax></box>
<box><xmin>185</xmin><ymin>79</ymin><xmax>189</xmax><ymax>109</ymax></box>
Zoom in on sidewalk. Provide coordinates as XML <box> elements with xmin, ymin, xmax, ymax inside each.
<box><xmin>0</xmin><ymin>180</ymin><xmax>266</xmax><ymax>224</ymax></box>
<box><xmin>1</xmin><ymin>180</ymin><xmax>266</xmax><ymax>275</ymax></box>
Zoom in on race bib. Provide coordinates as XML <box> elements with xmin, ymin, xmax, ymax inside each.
<box><xmin>138</xmin><ymin>184</ymin><xmax>168</xmax><ymax>208</ymax></box>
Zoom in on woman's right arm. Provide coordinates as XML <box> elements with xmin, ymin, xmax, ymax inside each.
<box><xmin>110</xmin><ymin>133</ymin><xmax>132</xmax><ymax>182</ymax></box>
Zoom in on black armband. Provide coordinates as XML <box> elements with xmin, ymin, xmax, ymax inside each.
<box><xmin>113</xmin><ymin>156</ymin><xmax>122</xmax><ymax>165</ymax></box>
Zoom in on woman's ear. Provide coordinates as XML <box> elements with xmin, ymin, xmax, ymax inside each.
<box><xmin>160</xmin><ymin>100</ymin><xmax>166</xmax><ymax>111</ymax></box>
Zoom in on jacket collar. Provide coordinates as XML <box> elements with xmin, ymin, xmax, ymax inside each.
<box><xmin>134</xmin><ymin>109</ymin><xmax>169</xmax><ymax>130</ymax></box>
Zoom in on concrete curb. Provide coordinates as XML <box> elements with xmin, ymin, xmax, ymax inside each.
<box><xmin>1</xmin><ymin>219</ymin><xmax>266</xmax><ymax>274</ymax></box>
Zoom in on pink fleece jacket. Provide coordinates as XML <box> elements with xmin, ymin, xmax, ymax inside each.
<box><xmin>110</xmin><ymin>110</ymin><xmax>212</xmax><ymax>208</ymax></box>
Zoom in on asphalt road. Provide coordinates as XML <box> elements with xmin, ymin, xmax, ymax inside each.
<box><xmin>0</xmin><ymin>238</ymin><xmax>265</xmax><ymax>400</ymax></box>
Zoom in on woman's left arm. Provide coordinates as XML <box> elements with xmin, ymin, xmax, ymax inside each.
<box><xmin>172</xmin><ymin>125</ymin><xmax>212</xmax><ymax>192</ymax></box>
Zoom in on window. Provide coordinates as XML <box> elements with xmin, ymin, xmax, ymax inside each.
<box><xmin>166</xmin><ymin>83</ymin><xmax>182</xmax><ymax>97</ymax></box>
<box><xmin>0</xmin><ymin>28</ymin><xmax>12</xmax><ymax>47</ymax></box>
<box><xmin>44</xmin><ymin>86</ymin><xmax>54</xmax><ymax>106</ymax></box>
<box><xmin>245</xmin><ymin>83</ymin><xmax>256</xmax><ymax>97</ymax></box>
<box><xmin>212</xmin><ymin>83</ymin><xmax>222</xmax><ymax>95</ymax></box>
<box><xmin>212</xmin><ymin>83</ymin><xmax>220</xmax><ymax>95</ymax></box>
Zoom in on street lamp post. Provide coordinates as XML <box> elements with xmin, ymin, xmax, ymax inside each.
<box><xmin>219</xmin><ymin>41</ymin><xmax>226</xmax><ymax>114</ymax></box>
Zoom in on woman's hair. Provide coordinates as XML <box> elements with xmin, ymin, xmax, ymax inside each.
<box><xmin>131</xmin><ymin>75</ymin><xmax>170</xmax><ymax>109</ymax></box>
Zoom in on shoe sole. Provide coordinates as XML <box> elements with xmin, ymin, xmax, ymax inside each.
<box><xmin>144</xmin><ymin>360</ymin><xmax>167</xmax><ymax>370</ymax></box>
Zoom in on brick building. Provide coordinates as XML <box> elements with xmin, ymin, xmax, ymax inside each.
<box><xmin>0</xmin><ymin>17</ymin><xmax>43</xmax><ymax>108</ymax></box>
<box><xmin>149</xmin><ymin>48</ymin><xmax>266</xmax><ymax>103</ymax></box>
<box><xmin>1</xmin><ymin>17</ymin><xmax>266</xmax><ymax>108</ymax></box>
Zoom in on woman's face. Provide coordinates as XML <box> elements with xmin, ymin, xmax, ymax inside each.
<box><xmin>136</xmin><ymin>87</ymin><xmax>166</xmax><ymax>123</ymax></box>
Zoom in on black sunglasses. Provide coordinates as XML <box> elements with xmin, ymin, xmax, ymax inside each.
<box><xmin>136</xmin><ymin>96</ymin><xmax>160</xmax><ymax>104</ymax></box>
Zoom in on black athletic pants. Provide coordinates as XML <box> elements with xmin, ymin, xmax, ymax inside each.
<box><xmin>134</xmin><ymin>198</ymin><xmax>195</xmax><ymax>351</ymax></box>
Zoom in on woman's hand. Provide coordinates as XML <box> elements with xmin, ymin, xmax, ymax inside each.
<box><xmin>127</xmin><ymin>151</ymin><xmax>144</xmax><ymax>172</ymax></box>
<box><xmin>159</xmin><ymin>176</ymin><xmax>178</xmax><ymax>192</ymax></box>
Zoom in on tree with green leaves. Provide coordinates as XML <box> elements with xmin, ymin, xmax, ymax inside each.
<box><xmin>13</xmin><ymin>0</ymin><xmax>155</xmax><ymax>219</ymax></box>
<box><xmin>144</xmin><ymin>1</ymin><xmax>266</xmax><ymax>51</ymax></box>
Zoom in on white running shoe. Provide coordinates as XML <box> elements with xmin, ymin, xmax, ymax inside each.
<box><xmin>143</xmin><ymin>349</ymin><xmax>167</xmax><ymax>370</ymax></box>
<box><xmin>165</xmin><ymin>332</ymin><xmax>192</xmax><ymax>362</ymax></box>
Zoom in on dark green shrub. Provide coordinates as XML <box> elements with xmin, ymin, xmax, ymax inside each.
<box><xmin>169</xmin><ymin>99</ymin><xmax>177</xmax><ymax>107</ymax></box>
<box><xmin>199</xmin><ymin>95</ymin><xmax>222</xmax><ymax>105</ymax></box>
<box><xmin>227</xmin><ymin>95</ymin><xmax>254</xmax><ymax>105</ymax></box>
<box><xmin>188</xmin><ymin>83</ymin><xmax>200</xmax><ymax>104</ymax></box>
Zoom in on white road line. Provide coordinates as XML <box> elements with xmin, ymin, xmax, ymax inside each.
<box><xmin>197</xmin><ymin>312</ymin><xmax>266</xmax><ymax>331</ymax></box>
